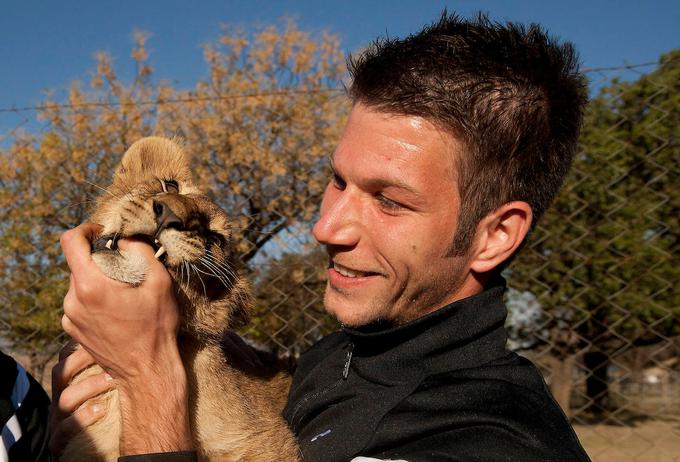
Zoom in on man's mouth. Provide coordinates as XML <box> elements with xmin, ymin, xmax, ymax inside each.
<box><xmin>332</xmin><ymin>261</ymin><xmax>379</xmax><ymax>278</ymax></box>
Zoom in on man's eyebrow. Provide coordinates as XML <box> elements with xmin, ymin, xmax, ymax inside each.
<box><xmin>328</xmin><ymin>156</ymin><xmax>422</xmax><ymax>197</ymax></box>
<box><xmin>368</xmin><ymin>178</ymin><xmax>422</xmax><ymax>197</ymax></box>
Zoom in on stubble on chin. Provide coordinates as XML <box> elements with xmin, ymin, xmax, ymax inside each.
<box><xmin>323</xmin><ymin>284</ymin><xmax>388</xmax><ymax>328</ymax></box>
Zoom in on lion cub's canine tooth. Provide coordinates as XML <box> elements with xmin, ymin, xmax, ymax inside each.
<box><xmin>154</xmin><ymin>246</ymin><xmax>166</xmax><ymax>259</ymax></box>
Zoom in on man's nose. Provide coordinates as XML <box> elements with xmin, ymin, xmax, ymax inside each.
<box><xmin>312</xmin><ymin>189</ymin><xmax>360</xmax><ymax>248</ymax></box>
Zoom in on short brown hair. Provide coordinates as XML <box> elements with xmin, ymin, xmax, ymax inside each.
<box><xmin>348</xmin><ymin>11</ymin><xmax>588</xmax><ymax>256</ymax></box>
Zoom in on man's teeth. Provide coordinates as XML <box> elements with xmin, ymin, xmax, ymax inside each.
<box><xmin>333</xmin><ymin>262</ymin><xmax>370</xmax><ymax>278</ymax></box>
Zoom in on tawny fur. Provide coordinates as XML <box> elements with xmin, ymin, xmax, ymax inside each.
<box><xmin>61</xmin><ymin>137</ymin><xmax>300</xmax><ymax>462</ymax></box>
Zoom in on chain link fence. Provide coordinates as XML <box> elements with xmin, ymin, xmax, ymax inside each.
<box><xmin>1</xmin><ymin>56</ymin><xmax>678</xmax><ymax>461</ymax></box>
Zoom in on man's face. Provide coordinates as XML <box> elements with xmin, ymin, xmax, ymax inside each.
<box><xmin>313</xmin><ymin>104</ymin><xmax>474</xmax><ymax>327</ymax></box>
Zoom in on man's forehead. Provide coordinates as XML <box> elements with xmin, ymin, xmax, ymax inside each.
<box><xmin>334</xmin><ymin>103</ymin><xmax>460</xmax><ymax>172</ymax></box>
<box><xmin>395</xmin><ymin>140</ymin><xmax>420</xmax><ymax>153</ymax></box>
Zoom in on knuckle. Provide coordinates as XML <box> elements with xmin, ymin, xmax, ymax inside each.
<box><xmin>62</xmin><ymin>293</ymin><xmax>76</xmax><ymax>316</ymax></box>
<box><xmin>59</xmin><ymin>229</ymin><xmax>74</xmax><ymax>248</ymax></box>
<box><xmin>77</xmin><ymin>403</ymin><xmax>103</xmax><ymax>426</ymax></box>
<box><xmin>61</xmin><ymin>314</ymin><xmax>76</xmax><ymax>336</ymax></box>
<box><xmin>58</xmin><ymin>395</ymin><xmax>75</xmax><ymax>414</ymax></box>
<box><xmin>75</xmin><ymin>280</ymin><xmax>99</xmax><ymax>303</ymax></box>
<box><xmin>61</xmin><ymin>314</ymin><xmax>71</xmax><ymax>332</ymax></box>
<box><xmin>59</xmin><ymin>387</ymin><xmax>78</xmax><ymax>412</ymax></box>
<box><xmin>65</xmin><ymin>350</ymin><xmax>95</xmax><ymax>382</ymax></box>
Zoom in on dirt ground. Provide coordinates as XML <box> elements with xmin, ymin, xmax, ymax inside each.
<box><xmin>574</xmin><ymin>420</ymin><xmax>680</xmax><ymax>462</ymax></box>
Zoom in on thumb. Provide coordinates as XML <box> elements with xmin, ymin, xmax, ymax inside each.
<box><xmin>117</xmin><ymin>237</ymin><xmax>172</xmax><ymax>287</ymax></box>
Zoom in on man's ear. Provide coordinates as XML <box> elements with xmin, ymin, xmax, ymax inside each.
<box><xmin>469</xmin><ymin>201</ymin><xmax>533</xmax><ymax>274</ymax></box>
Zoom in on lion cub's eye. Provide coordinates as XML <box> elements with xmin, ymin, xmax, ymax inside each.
<box><xmin>160</xmin><ymin>179</ymin><xmax>180</xmax><ymax>194</ymax></box>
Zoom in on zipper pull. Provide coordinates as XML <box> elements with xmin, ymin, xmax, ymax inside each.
<box><xmin>342</xmin><ymin>342</ymin><xmax>354</xmax><ymax>380</ymax></box>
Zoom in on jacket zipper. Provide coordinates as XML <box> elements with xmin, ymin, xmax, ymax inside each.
<box><xmin>290</xmin><ymin>342</ymin><xmax>354</xmax><ymax>429</ymax></box>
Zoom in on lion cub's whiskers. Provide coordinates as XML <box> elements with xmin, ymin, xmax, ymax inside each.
<box><xmin>204</xmin><ymin>249</ymin><xmax>237</xmax><ymax>279</ymax></box>
<box><xmin>201</xmin><ymin>252</ymin><xmax>233</xmax><ymax>279</ymax></box>
<box><xmin>191</xmin><ymin>264</ymin><xmax>208</xmax><ymax>299</ymax></box>
<box><xmin>198</xmin><ymin>258</ymin><xmax>231</xmax><ymax>290</ymax></box>
<box><xmin>84</xmin><ymin>180</ymin><xmax>120</xmax><ymax>199</ymax></box>
<box><xmin>183</xmin><ymin>261</ymin><xmax>192</xmax><ymax>291</ymax></box>
<box><xmin>56</xmin><ymin>199</ymin><xmax>97</xmax><ymax>216</ymax></box>
<box><xmin>193</xmin><ymin>263</ymin><xmax>229</xmax><ymax>293</ymax></box>
<box><xmin>200</xmin><ymin>254</ymin><xmax>236</xmax><ymax>289</ymax></box>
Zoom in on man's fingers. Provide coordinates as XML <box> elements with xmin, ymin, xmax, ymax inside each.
<box><xmin>62</xmin><ymin>283</ymin><xmax>80</xmax><ymax>328</ymax></box>
<box><xmin>58</xmin><ymin>338</ymin><xmax>79</xmax><ymax>362</ymax></box>
<box><xmin>57</xmin><ymin>373</ymin><xmax>114</xmax><ymax>415</ymax></box>
<box><xmin>60</xmin><ymin>223</ymin><xmax>101</xmax><ymax>274</ymax></box>
<box><xmin>61</xmin><ymin>313</ymin><xmax>81</xmax><ymax>341</ymax></box>
<box><xmin>52</xmin><ymin>346</ymin><xmax>97</xmax><ymax>398</ymax></box>
<box><xmin>49</xmin><ymin>402</ymin><xmax>105</xmax><ymax>457</ymax></box>
<box><xmin>48</xmin><ymin>372</ymin><xmax>112</xmax><ymax>457</ymax></box>
<box><xmin>117</xmin><ymin>237</ymin><xmax>155</xmax><ymax>256</ymax></box>
<box><xmin>119</xmin><ymin>238</ymin><xmax>172</xmax><ymax>288</ymax></box>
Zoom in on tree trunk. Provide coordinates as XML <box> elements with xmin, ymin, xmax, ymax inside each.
<box><xmin>583</xmin><ymin>350</ymin><xmax>610</xmax><ymax>416</ymax></box>
<box><xmin>549</xmin><ymin>355</ymin><xmax>576</xmax><ymax>418</ymax></box>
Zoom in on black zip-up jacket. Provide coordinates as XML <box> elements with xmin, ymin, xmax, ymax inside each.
<box><xmin>120</xmin><ymin>283</ymin><xmax>590</xmax><ymax>461</ymax></box>
<box><xmin>283</xmin><ymin>283</ymin><xmax>590</xmax><ymax>461</ymax></box>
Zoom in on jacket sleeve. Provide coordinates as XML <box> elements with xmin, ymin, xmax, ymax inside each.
<box><xmin>1</xmin><ymin>352</ymin><xmax>51</xmax><ymax>462</ymax></box>
<box><xmin>119</xmin><ymin>451</ymin><xmax>198</xmax><ymax>462</ymax></box>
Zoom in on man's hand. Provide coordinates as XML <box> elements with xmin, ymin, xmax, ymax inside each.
<box><xmin>49</xmin><ymin>341</ymin><xmax>113</xmax><ymax>457</ymax></box>
<box><xmin>60</xmin><ymin>223</ymin><xmax>193</xmax><ymax>455</ymax></box>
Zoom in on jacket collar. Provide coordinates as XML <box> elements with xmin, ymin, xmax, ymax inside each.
<box><xmin>341</xmin><ymin>279</ymin><xmax>509</xmax><ymax>384</ymax></box>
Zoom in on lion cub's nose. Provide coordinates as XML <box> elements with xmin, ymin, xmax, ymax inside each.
<box><xmin>153</xmin><ymin>199</ymin><xmax>183</xmax><ymax>232</ymax></box>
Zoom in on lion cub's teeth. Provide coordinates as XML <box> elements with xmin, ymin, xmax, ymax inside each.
<box><xmin>154</xmin><ymin>238</ymin><xmax>160</xmax><ymax>244</ymax></box>
<box><xmin>105</xmin><ymin>239</ymin><xmax>113</xmax><ymax>249</ymax></box>
<box><xmin>154</xmin><ymin>246</ymin><xmax>166</xmax><ymax>259</ymax></box>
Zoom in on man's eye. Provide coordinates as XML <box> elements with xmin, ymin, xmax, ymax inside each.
<box><xmin>332</xmin><ymin>173</ymin><xmax>346</xmax><ymax>190</ymax></box>
<box><xmin>376</xmin><ymin>194</ymin><xmax>405</xmax><ymax>212</ymax></box>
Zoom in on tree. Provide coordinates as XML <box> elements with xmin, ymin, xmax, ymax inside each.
<box><xmin>508</xmin><ymin>50</ymin><xmax>679</xmax><ymax>418</ymax></box>
<box><xmin>0</xmin><ymin>22</ymin><xmax>348</xmax><ymax>379</ymax></box>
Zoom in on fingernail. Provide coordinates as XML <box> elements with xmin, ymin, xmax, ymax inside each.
<box><xmin>105</xmin><ymin>374</ymin><xmax>113</xmax><ymax>382</ymax></box>
<box><xmin>92</xmin><ymin>404</ymin><xmax>102</xmax><ymax>414</ymax></box>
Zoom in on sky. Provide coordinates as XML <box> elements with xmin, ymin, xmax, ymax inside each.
<box><xmin>1</xmin><ymin>0</ymin><xmax>678</xmax><ymax>135</ymax></box>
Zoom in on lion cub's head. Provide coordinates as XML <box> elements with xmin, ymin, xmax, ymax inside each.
<box><xmin>91</xmin><ymin>136</ymin><xmax>249</xmax><ymax>337</ymax></box>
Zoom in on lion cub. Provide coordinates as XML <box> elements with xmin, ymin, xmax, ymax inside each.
<box><xmin>61</xmin><ymin>137</ymin><xmax>300</xmax><ymax>461</ymax></box>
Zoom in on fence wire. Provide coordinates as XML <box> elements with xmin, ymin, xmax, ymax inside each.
<box><xmin>1</xmin><ymin>59</ymin><xmax>678</xmax><ymax>461</ymax></box>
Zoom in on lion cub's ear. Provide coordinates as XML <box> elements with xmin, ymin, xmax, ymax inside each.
<box><xmin>112</xmin><ymin>136</ymin><xmax>194</xmax><ymax>189</ymax></box>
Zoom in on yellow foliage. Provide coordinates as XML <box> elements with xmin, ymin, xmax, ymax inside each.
<box><xmin>1</xmin><ymin>18</ymin><xmax>349</xmax><ymax>362</ymax></box>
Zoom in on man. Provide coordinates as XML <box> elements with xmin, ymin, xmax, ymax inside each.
<box><xmin>53</xmin><ymin>12</ymin><xmax>591</xmax><ymax>461</ymax></box>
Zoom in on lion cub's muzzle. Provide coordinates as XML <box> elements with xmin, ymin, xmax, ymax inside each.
<box><xmin>153</xmin><ymin>199</ymin><xmax>183</xmax><ymax>235</ymax></box>
<box><xmin>92</xmin><ymin>193</ymin><xmax>206</xmax><ymax>260</ymax></box>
